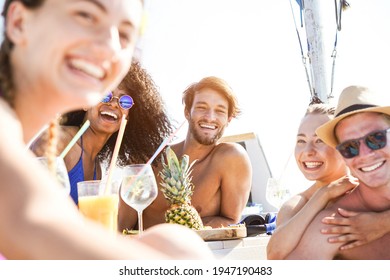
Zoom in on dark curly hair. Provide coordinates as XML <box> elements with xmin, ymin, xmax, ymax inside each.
<box><xmin>61</xmin><ymin>60</ymin><xmax>174</xmax><ymax>167</ymax></box>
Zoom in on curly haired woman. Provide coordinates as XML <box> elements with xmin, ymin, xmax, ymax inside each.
<box><xmin>31</xmin><ymin>60</ymin><xmax>174</xmax><ymax>205</ymax></box>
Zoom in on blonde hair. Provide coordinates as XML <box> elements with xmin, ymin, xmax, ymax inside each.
<box><xmin>304</xmin><ymin>103</ymin><xmax>335</xmax><ymax>117</ymax></box>
<box><xmin>45</xmin><ymin>118</ymin><xmax>59</xmax><ymax>176</ymax></box>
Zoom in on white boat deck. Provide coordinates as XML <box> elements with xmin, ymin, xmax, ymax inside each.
<box><xmin>207</xmin><ymin>235</ymin><xmax>270</xmax><ymax>260</ymax></box>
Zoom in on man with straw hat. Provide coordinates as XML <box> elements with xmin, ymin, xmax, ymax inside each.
<box><xmin>283</xmin><ymin>85</ymin><xmax>390</xmax><ymax>259</ymax></box>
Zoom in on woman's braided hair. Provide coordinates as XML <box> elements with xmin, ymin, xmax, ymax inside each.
<box><xmin>0</xmin><ymin>0</ymin><xmax>44</xmax><ymax>106</ymax></box>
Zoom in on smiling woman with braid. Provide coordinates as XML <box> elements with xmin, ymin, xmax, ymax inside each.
<box><xmin>0</xmin><ymin>0</ymin><xmax>212</xmax><ymax>260</ymax></box>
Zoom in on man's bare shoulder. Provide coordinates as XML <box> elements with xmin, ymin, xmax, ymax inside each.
<box><xmin>210</xmin><ymin>143</ymin><xmax>252</xmax><ymax>180</ymax></box>
<box><xmin>326</xmin><ymin>186</ymin><xmax>362</xmax><ymax>211</ymax></box>
<box><xmin>214</xmin><ymin>142</ymin><xmax>250</xmax><ymax>161</ymax></box>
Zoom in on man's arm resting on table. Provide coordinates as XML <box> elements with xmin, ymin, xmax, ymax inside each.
<box><xmin>204</xmin><ymin>143</ymin><xmax>252</xmax><ymax>228</ymax></box>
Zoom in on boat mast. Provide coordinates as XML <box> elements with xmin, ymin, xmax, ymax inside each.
<box><xmin>303</xmin><ymin>0</ymin><xmax>329</xmax><ymax>103</ymax></box>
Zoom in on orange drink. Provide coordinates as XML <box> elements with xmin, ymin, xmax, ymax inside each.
<box><xmin>78</xmin><ymin>194</ymin><xmax>119</xmax><ymax>232</ymax></box>
<box><xmin>77</xmin><ymin>180</ymin><xmax>120</xmax><ymax>233</ymax></box>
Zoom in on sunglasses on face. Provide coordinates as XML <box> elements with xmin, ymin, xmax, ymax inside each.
<box><xmin>336</xmin><ymin>128</ymin><xmax>390</xmax><ymax>159</ymax></box>
<box><xmin>101</xmin><ymin>91</ymin><xmax>134</xmax><ymax>110</ymax></box>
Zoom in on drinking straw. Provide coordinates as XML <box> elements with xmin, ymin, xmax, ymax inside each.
<box><xmin>104</xmin><ymin>114</ymin><xmax>128</xmax><ymax>195</ymax></box>
<box><xmin>146</xmin><ymin>120</ymin><xmax>186</xmax><ymax>165</ymax></box>
<box><xmin>124</xmin><ymin>120</ymin><xmax>186</xmax><ymax>195</ymax></box>
<box><xmin>59</xmin><ymin>120</ymin><xmax>90</xmax><ymax>159</ymax></box>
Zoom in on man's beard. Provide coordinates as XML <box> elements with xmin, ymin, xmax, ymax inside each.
<box><xmin>189</xmin><ymin>118</ymin><xmax>225</xmax><ymax>145</ymax></box>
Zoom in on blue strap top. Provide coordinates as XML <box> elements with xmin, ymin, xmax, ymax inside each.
<box><xmin>68</xmin><ymin>136</ymin><xmax>97</xmax><ymax>205</ymax></box>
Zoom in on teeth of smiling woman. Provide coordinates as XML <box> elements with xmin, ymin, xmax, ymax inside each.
<box><xmin>304</xmin><ymin>162</ymin><xmax>322</xmax><ymax>169</ymax></box>
<box><xmin>200</xmin><ymin>123</ymin><xmax>216</xmax><ymax>129</ymax></box>
<box><xmin>361</xmin><ymin>161</ymin><xmax>384</xmax><ymax>172</ymax></box>
<box><xmin>101</xmin><ymin>111</ymin><xmax>118</xmax><ymax>120</ymax></box>
<box><xmin>70</xmin><ymin>59</ymin><xmax>105</xmax><ymax>79</ymax></box>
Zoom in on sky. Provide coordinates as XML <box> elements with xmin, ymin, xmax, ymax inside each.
<box><xmin>0</xmin><ymin>0</ymin><xmax>389</xmax><ymax>195</ymax></box>
<box><xmin>138</xmin><ymin>0</ymin><xmax>390</xmax><ymax>194</ymax></box>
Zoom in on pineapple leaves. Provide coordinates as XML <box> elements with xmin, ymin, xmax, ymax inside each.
<box><xmin>159</xmin><ymin>146</ymin><xmax>196</xmax><ymax>204</ymax></box>
<box><xmin>159</xmin><ymin>146</ymin><xmax>204</xmax><ymax>230</ymax></box>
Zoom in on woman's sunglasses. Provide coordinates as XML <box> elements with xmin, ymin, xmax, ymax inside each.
<box><xmin>101</xmin><ymin>91</ymin><xmax>134</xmax><ymax>110</ymax></box>
<box><xmin>336</xmin><ymin>128</ymin><xmax>390</xmax><ymax>159</ymax></box>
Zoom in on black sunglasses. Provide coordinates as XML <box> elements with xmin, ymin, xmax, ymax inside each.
<box><xmin>101</xmin><ymin>91</ymin><xmax>134</xmax><ymax>110</ymax></box>
<box><xmin>336</xmin><ymin>128</ymin><xmax>390</xmax><ymax>159</ymax></box>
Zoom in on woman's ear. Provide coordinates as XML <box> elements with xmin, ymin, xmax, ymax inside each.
<box><xmin>5</xmin><ymin>2</ymin><xmax>28</xmax><ymax>45</ymax></box>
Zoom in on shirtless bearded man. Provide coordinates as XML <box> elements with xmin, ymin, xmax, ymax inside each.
<box><xmin>119</xmin><ymin>76</ymin><xmax>252</xmax><ymax>230</ymax></box>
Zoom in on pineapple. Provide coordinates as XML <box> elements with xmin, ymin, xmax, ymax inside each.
<box><xmin>159</xmin><ymin>146</ymin><xmax>204</xmax><ymax>230</ymax></box>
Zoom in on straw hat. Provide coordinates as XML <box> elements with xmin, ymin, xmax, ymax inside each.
<box><xmin>316</xmin><ymin>85</ymin><xmax>390</xmax><ymax>148</ymax></box>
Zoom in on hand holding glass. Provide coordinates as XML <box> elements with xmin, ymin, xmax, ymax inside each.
<box><xmin>120</xmin><ymin>164</ymin><xmax>158</xmax><ymax>234</ymax></box>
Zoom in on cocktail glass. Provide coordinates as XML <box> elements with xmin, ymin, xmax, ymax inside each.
<box><xmin>265</xmin><ymin>178</ymin><xmax>291</xmax><ymax>211</ymax></box>
<box><xmin>120</xmin><ymin>164</ymin><xmax>158</xmax><ymax>235</ymax></box>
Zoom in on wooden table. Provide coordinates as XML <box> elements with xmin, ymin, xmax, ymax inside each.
<box><xmin>206</xmin><ymin>234</ymin><xmax>270</xmax><ymax>260</ymax></box>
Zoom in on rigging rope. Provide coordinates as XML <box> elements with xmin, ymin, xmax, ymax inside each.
<box><xmin>329</xmin><ymin>31</ymin><xmax>338</xmax><ymax>100</ymax></box>
<box><xmin>289</xmin><ymin>0</ymin><xmax>314</xmax><ymax>99</ymax></box>
<box><xmin>331</xmin><ymin>1</ymin><xmax>349</xmax><ymax>100</ymax></box>
<box><xmin>289</xmin><ymin>0</ymin><xmax>348</xmax><ymax>104</ymax></box>
<box><xmin>335</xmin><ymin>0</ymin><xmax>350</xmax><ymax>31</ymax></box>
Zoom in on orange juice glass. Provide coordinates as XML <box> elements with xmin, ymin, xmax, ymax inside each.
<box><xmin>77</xmin><ymin>180</ymin><xmax>120</xmax><ymax>233</ymax></box>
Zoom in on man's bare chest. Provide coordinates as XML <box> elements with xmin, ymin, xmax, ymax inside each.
<box><xmin>338</xmin><ymin>233</ymin><xmax>390</xmax><ymax>260</ymax></box>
